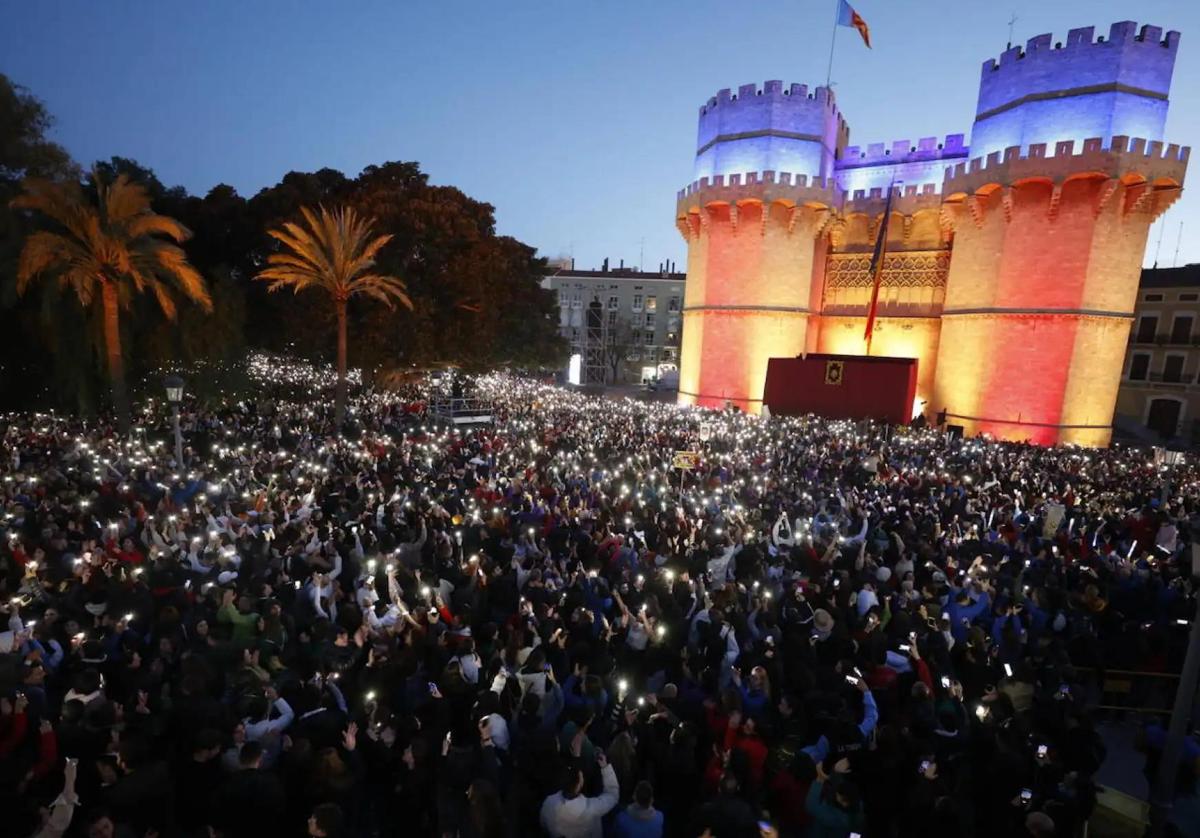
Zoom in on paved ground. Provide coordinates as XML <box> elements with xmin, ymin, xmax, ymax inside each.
<box><xmin>1094</xmin><ymin>719</ymin><xmax>1200</xmax><ymax>835</ymax></box>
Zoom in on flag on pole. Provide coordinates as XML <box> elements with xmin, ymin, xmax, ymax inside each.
<box><xmin>863</xmin><ymin>183</ymin><xmax>895</xmax><ymax>352</ymax></box>
<box><xmin>837</xmin><ymin>0</ymin><xmax>872</xmax><ymax>48</ymax></box>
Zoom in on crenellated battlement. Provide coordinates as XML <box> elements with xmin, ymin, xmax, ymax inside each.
<box><xmin>677</xmin><ymin>170</ymin><xmax>840</xmax><ymax>202</ymax></box>
<box><xmin>975</xmin><ymin>21</ymin><xmax>1180</xmax><ymax>123</ymax></box>
<box><xmin>696</xmin><ymin>81</ymin><xmax>848</xmax><ymax>142</ymax></box>
<box><xmin>840</xmin><ymin>135</ymin><xmax>968</xmax><ymax>168</ymax></box>
<box><xmin>694</xmin><ymin>80</ymin><xmax>851</xmax><ymax>182</ymax></box>
<box><xmin>699</xmin><ymin>81</ymin><xmax>839</xmax><ymax>115</ymax></box>
<box><xmin>981</xmin><ymin>21</ymin><xmax>1179</xmax><ymax>76</ymax></box>
<box><xmin>943</xmin><ymin>135</ymin><xmax>1189</xmax><ymax>196</ymax></box>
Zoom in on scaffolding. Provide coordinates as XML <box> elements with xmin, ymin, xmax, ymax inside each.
<box><xmin>581</xmin><ymin>297</ymin><xmax>609</xmax><ymax>385</ymax></box>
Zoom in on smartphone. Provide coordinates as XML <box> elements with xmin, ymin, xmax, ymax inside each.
<box><xmin>845</xmin><ymin>675</ymin><xmax>859</xmax><ymax>686</ymax></box>
<box><xmin>1020</xmin><ymin>788</ymin><xmax>1033</xmax><ymax>803</ymax></box>
<box><xmin>919</xmin><ymin>760</ymin><xmax>930</xmax><ymax>774</ymax></box>
<box><xmin>941</xmin><ymin>676</ymin><xmax>951</xmax><ymax>688</ymax></box>
<box><xmin>428</xmin><ymin>682</ymin><xmax>438</xmax><ymax>693</ymax></box>
<box><xmin>1037</xmin><ymin>745</ymin><xmax>1048</xmax><ymax>759</ymax></box>
<box><xmin>899</xmin><ymin>644</ymin><xmax>911</xmax><ymax>652</ymax></box>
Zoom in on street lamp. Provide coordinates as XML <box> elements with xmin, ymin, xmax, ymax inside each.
<box><xmin>164</xmin><ymin>375</ymin><xmax>184</xmax><ymax>468</ymax></box>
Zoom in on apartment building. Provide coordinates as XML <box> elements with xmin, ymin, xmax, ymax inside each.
<box><xmin>541</xmin><ymin>260</ymin><xmax>685</xmax><ymax>384</ymax></box>
<box><xmin>1116</xmin><ymin>264</ymin><xmax>1200</xmax><ymax>443</ymax></box>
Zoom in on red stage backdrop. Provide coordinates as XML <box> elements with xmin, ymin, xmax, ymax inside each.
<box><xmin>763</xmin><ymin>354</ymin><xmax>918</xmax><ymax>425</ymax></box>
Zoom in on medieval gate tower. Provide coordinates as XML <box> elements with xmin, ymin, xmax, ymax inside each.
<box><xmin>676</xmin><ymin>21</ymin><xmax>1189</xmax><ymax>445</ymax></box>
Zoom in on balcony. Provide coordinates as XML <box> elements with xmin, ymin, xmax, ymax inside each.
<box><xmin>1129</xmin><ymin>332</ymin><xmax>1200</xmax><ymax>347</ymax></box>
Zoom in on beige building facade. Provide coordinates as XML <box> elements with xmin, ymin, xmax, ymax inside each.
<box><xmin>1116</xmin><ymin>265</ymin><xmax>1200</xmax><ymax>444</ymax></box>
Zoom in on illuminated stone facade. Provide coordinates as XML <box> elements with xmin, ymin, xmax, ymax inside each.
<box><xmin>676</xmin><ymin>21</ymin><xmax>1189</xmax><ymax>446</ymax></box>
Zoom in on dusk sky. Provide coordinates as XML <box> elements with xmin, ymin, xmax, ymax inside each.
<box><xmin>2</xmin><ymin>0</ymin><xmax>1197</xmax><ymax>271</ymax></box>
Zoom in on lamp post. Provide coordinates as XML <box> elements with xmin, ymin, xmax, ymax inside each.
<box><xmin>164</xmin><ymin>375</ymin><xmax>184</xmax><ymax>468</ymax></box>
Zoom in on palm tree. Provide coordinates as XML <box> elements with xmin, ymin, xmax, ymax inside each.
<box><xmin>255</xmin><ymin>205</ymin><xmax>412</xmax><ymax>427</ymax></box>
<box><xmin>11</xmin><ymin>170</ymin><xmax>212</xmax><ymax>433</ymax></box>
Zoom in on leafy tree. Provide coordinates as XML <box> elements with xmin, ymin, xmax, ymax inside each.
<box><xmin>256</xmin><ymin>205</ymin><xmax>412</xmax><ymax>426</ymax></box>
<box><xmin>0</xmin><ymin>74</ymin><xmax>81</xmax><ymax>408</ymax></box>
<box><xmin>0</xmin><ymin>74</ymin><xmax>75</xmax><ymax>186</ymax></box>
<box><xmin>10</xmin><ymin>171</ymin><xmax>212</xmax><ymax>431</ymax></box>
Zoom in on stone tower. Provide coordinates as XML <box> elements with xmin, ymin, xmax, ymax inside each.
<box><xmin>676</xmin><ymin>82</ymin><xmax>848</xmax><ymax>411</ymax></box>
<box><xmin>933</xmin><ymin>22</ymin><xmax>1188</xmax><ymax>445</ymax></box>
<box><xmin>675</xmin><ymin>20</ymin><xmax>1189</xmax><ymax>445</ymax></box>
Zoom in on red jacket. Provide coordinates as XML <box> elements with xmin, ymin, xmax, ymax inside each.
<box><xmin>723</xmin><ymin>726</ymin><xmax>768</xmax><ymax>790</ymax></box>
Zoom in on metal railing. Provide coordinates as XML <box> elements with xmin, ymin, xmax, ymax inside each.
<box><xmin>1129</xmin><ymin>332</ymin><xmax>1200</xmax><ymax>347</ymax></box>
<box><xmin>429</xmin><ymin>397</ymin><xmax>494</xmax><ymax>425</ymax></box>
<box><xmin>1083</xmin><ymin>669</ymin><xmax>1180</xmax><ymax>716</ymax></box>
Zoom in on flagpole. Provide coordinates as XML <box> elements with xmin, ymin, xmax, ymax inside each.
<box><xmin>825</xmin><ymin>0</ymin><xmax>840</xmax><ymax>88</ymax></box>
<box><xmin>864</xmin><ymin>178</ymin><xmax>901</xmax><ymax>356</ymax></box>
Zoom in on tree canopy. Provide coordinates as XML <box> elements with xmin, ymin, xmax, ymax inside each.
<box><xmin>0</xmin><ymin>76</ymin><xmax>565</xmax><ymax>411</ymax></box>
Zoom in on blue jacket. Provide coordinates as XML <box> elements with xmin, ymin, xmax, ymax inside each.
<box><xmin>946</xmin><ymin>588</ymin><xmax>991</xmax><ymax>642</ymax></box>
<box><xmin>613</xmin><ymin>804</ymin><xmax>664</xmax><ymax>838</ymax></box>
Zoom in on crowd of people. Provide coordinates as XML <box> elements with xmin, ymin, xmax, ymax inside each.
<box><xmin>1</xmin><ymin>354</ymin><xmax>1198</xmax><ymax>838</ymax></box>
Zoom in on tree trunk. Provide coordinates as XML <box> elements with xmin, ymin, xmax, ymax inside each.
<box><xmin>335</xmin><ymin>299</ymin><xmax>348</xmax><ymax>428</ymax></box>
<box><xmin>101</xmin><ymin>282</ymin><xmax>131</xmax><ymax>434</ymax></box>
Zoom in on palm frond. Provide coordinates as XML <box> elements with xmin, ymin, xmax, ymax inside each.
<box><xmin>256</xmin><ymin>205</ymin><xmax>410</xmax><ymax>311</ymax></box>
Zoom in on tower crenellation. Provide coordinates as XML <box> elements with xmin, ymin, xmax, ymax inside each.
<box><xmin>694</xmin><ymin>80</ymin><xmax>849</xmax><ymax>183</ymax></box>
<box><xmin>971</xmin><ymin>21</ymin><xmax>1181</xmax><ymax>160</ymax></box>
<box><xmin>979</xmin><ymin>22</ymin><xmax>1179</xmax><ymax>84</ymax></box>
<box><xmin>841</xmin><ymin>134</ymin><xmax>967</xmax><ymax>167</ymax></box>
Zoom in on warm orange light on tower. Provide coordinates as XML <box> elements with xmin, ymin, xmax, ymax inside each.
<box><xmin>676</xmin><ymin>23</ymin><xmax>1189</xmax><ymax>445</ymax></box>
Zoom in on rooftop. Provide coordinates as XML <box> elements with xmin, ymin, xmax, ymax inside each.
<box><xmin>1141</xmin><ymin>264</ymin><xmax>1200</xmax><ymax>288</ymax></box>
<box><xmin>544</xmin><ymin>267</ymin><xmax>685</xmax><ymax>282</ymax></box>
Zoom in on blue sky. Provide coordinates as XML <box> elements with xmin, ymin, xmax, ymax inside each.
<box><xmin>1</xmin><ymin>0</ymin><xmax>1197</xmax><ymax>270</ymax></box>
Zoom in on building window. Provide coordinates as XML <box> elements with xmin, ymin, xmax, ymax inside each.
<box><xmin>1172</xmin><ymin>315</ymin><xmax>1194</xmax><ymax>343</ymax></box>
<box><xmin>1163</xmin><ymin>355</ymin><xmax>1186</xmax><ymax>383</ymax></box>
<box><xmin>632</xmin><ymin>294</ymin><xmax>643</xmax><ymax>312</ymax></box>
<box><xmin>668</xmin><ymin>296</ymin><xmax>680</xmax><ymax>312</ymax></box>
<box><xmin>1182</xmin><ymin>293</ymin><xmax>1200</xmax><ymax>302</ymax></box>
<box><xmin>558</xmin><ymin>290</ymin><xmax>568</xmax><ymax>306</ymax></box>
<box><xmin>645</xmin><ymin>313</ymin><xmax>655</xmax><ymax>329</ymax></box>
<box><xmin>646</xmin><ymin>296</ymin><xmax>657</xmax><ymax>313</ymax></box>
<box><xmin>607</xmin><ymin>295</ymin><xmax>619</xmax><ymax>311</ymax></box>
<box><xmin>1128</xmin><ymin>353</ymin><xmax>1150</xmax><ymax>381</ymax></box>
<box><xmin>571</xmin><ymin>294</ymin><xmax>582</xmax><ymax>309</ymax></box>
<box><xmin>644</xmin><ymin>331</ymin><xmax>654</xmax><ymax>346</ymax></box>
<box><xmin>1147</xmin><ymin>398</ymin><xmax>1183</xmax><ymax>439</ymax></box>
<box><xmin>1136</xmin><ymin>316</ymin><xmax>1159</xmax><ymax>343</ymax></box>
<box><xmin>1144</xmin><ymin>293</ymin><xmax>1165</xmax><ymax>302</ymax></box>
<box><xmin>607</xmin><ymin>311</ymin><xmax>617</xmax><ymax>328</ymax></box>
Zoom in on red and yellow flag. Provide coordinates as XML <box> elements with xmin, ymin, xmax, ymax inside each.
<box><xmin>837</xmin><ymin>0</ymin><xmax>872</xmax><ymax>48</ymax></box>
<box><xmin>863</xmin><ymin>183</ymin><xmax>895</xmax><ymax>353</ymax></box>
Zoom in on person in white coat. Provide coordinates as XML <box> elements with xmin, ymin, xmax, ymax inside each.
<box><xmin>540</xmin><ymin>752</ymin><xmax>619</xmax><ymax>838</ymax></box>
